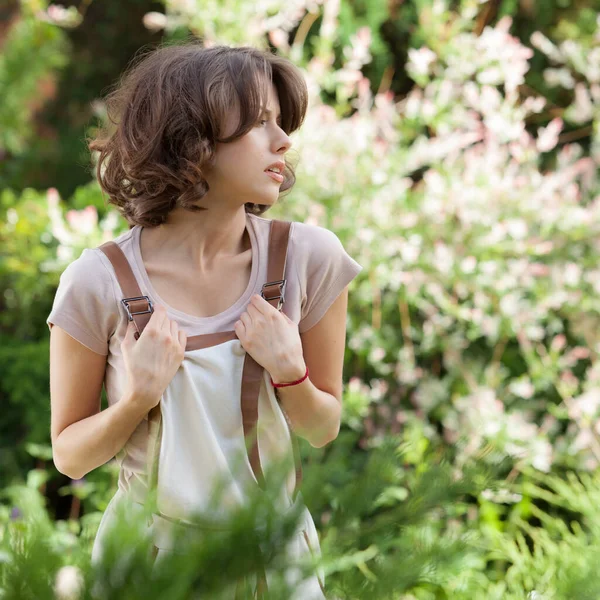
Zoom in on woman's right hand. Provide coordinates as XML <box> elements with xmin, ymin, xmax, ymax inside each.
<box><xmin>121</xmin><ymin>303</ymin><xmax>187</xmax><ymax>414</ymax></box>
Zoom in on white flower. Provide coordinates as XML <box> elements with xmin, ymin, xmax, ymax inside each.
<box><xmin>536</xmin><ymin>117</ymin><xmax>563</xmax><ymax>152</ymax></box>
<box><xmin>481</xmin><ymin>488</ymin><xmax>522</xmax><ymax>503</ymax></box>
<box><xmin>564</xmin><ymin>262</ymin><xmax>581</xmax><ymax>286</ymax></box>
<box><xmin>460</xmin><ymin>256</ymin><xmax>477</xmax><ymax>274</ymax></box>
<box><xmin>407</xmin><ymin>47</ymin><xmax>437</xmax><ymax>78</ymax></box>
<box><xmin>571</xmin><ymin>389</ymin><xmax>600</xmax><ymax>419</ymax></box>
<box><xmin>143</xmin><ymin>12</ymin><xmax>168</xmax><ymax>31</ymax></box>
<box><xmin>54</xmin><ymin>565</ymin><xmax>84</xmax><ymax>600</ymax></box>
<box><xmin>509</xmin><ymin>378</ymin><xmax>535</xmax><ymax>399</ymax></box>
<box><xmin>530</xmin><ymin>438</ymin><xmax>553</xmax><ymax>473</ymax></box>
<box><xmin>572</xmin><ymin>83</ymin><xmax>595</xmax><ymax>123</ymax></box>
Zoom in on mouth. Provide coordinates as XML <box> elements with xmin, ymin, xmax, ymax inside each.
<box><xmin>265</xmin><ymin>170</ymin><xmax>284</xmax><ymax>183</ymax></box>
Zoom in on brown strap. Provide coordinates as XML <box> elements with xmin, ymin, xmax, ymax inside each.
<box><xmin>98</xmin><ymin>218</ymin><xmax>302</xmax><ymax>502</ymax></box>
<box><xmin>241</xmin><ymin>220</ymin><xmax>294</xmax><ymax>494</ymax></box>
<box><xmin>261</xmin><ymin>219</ymin><xmax>290</xmax><ymax>311</ymax></box>
<box><xmin>241</xmin><ymin>351</ymin><xmax>266</xmax><ymax>488</ymax></box>
<box><xmin>262</xmin><ymin>222</ymin><xmax>303</xmax><ymax>495</ymax></box>
<box><xmin>98</xmin><ymin>241</ymin><xmax>152</xmax><ymax>340</ymax></box>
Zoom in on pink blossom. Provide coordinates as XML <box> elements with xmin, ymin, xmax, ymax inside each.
<box><xmin>536</xmin><ymin>117</ymin><xmax>563</xmax><ymax>152</ymax></box>
<box><xmin>65</xmin><ymin>206</ymin><xmax>98</xmax><ymax>236</ymax></box>
<box><xmin>268</xmin><ymin>28</ymin><xmax>289</xmax><ymax>50</ymax></box>
<box><xmin>551</xmin><ymin>334</ymin><xmax>567</xmax><ymax>352</ymax></box>
<box><xmin>143</xmin><ymin>12</ymin><xmax>168</xmax><ymax>31</ymax></box>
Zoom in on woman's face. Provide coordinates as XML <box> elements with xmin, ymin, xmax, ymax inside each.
<box><xmin>202</xmin><ymin>81</ymin><xmax>293</xmax><ymax>208</ymax></box>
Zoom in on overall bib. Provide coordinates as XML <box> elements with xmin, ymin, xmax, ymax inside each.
<box><xmin>96</xmin><ymin>219</ymin><xmax>326</xmax><ymax>599</ymax></box>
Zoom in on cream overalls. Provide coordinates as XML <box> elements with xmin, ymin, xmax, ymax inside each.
<box><xmin>94</xmin><ymin>219</ymin><xmax>326</xmax><ymax>599</ymax></box>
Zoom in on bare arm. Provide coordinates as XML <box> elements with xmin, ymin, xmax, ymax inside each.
<box><xmin>50</xmin><ymin>304</ymin><xmax>185</xmax><ymax>480</ymax></box>
<box><xmin>273</xmin><ymin>286</ymin><xmax>348</xmax><ymax>448</ymax></box>
<box><xmin>49</xmin><ymin>324</ymin><xmax>152</xmax><ymax>480</ymax></box>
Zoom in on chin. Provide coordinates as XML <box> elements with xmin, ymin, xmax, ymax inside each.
<box><xmin>246</xmin><ymin>199</ymin><xmax>274</xmax><ymax>211</ymax></box>
<box><xmin>256</xmin><ymin>195</ymin><xmax>278</xmax><ymax>205</ymax></box>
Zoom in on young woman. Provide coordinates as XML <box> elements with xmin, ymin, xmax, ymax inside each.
<box><xmin>47</xmin><ymin>42</ymin><xmax>362</xmax><ymax>597</ymax></box>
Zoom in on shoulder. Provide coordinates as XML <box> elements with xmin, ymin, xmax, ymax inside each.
<box><xmin>48</xmin><ymin>246</ymin><xmax>123</xmax><ymax>355</ymax></box>
<box><xmin>54</xmin><ymin>248</ymin><xmax>120</xmax><ymax>314</ymax></box>
<box><xmin>60</xmin><ymin>247</ymin><xmax>112</xmax><ymax>282</ymax></box>
<box><xmin>248</xmin><ymin>213</ymin><xmax>361</xmax><ymax>277</ymax></box>
<box><xmin>248</xmin><ymin>213</ymin><xmax>342</xmax><ymax>255</ymax></box>
<box><xmin>290</xmin><ymin>220</ymin><xmax>357</xmax><ymax>281</ymax></box>
<box><xmin>77</xmin><ymin>227</ymin><xmax>136</xmax><ymax>281</ymax></box>
<box><xmin>290</xmin><ymin>220</ymin><xmax>345</xmax><ymax>255</ymax></box>
<box><xmin>57</xmin><ymin>226</ymin><xmax>135</xmax><ymax>296</ymax></box>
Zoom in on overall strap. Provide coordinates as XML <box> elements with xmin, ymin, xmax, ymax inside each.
<box><xmin>240</xmin><ymin>220</ymin><xmax>299</xmax><ymax>496</ymax></box>
<box><xmin>97</xmin><ymin>240</ymin><xmax>152</xmax><ymax>340</ymax></box>
<box><xmin>255</xmin><ymin>221</ymin><xmax>304</xmax><ymax>499</ymax></box>
<box><xmin>260</xmin><ymin>219</ymin><xmax>290</xmax><ymax>310</ymax></box>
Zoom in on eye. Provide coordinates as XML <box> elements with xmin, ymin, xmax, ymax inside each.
<box><xmin>257</xmin><ymin>116</ymin><xmax>283</xmax><ymax>128</ymax></box>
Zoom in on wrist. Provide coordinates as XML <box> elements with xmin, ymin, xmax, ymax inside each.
<box><xmin>270</xmin><ymin>361</ymin><xmax>308</xmax><ymax>385</ymax></box>
<box><xmin>122</xmin><ymin>385</ymin><xmax>157</xmax><ymax>420</ymax></box>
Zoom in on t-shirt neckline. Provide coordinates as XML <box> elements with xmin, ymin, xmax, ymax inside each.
<box><xmin>131</xmin><ymin>212</ymin><xmax>259</xmax><ymax>324</ymax></box>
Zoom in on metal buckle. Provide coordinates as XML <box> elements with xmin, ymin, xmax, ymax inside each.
<box><xmin>121</xmin><ymin>296</ymin><xmax>154</xmax><ymax>321</ymax></box>
<box><xmin>260</xmin><ymin>279</ymin><xmax>286</xmax><ymax>311</ymax></box>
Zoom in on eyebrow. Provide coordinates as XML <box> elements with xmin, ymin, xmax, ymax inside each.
<box><xmin>262</xmin><ymin>107</ymin><xmax>282</xmax><ymax>121</ymax></box>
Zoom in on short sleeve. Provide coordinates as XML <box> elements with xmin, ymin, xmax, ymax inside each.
<box><xmin>292</xmin><ymin>222</ymin><xmax>363</xmax><ymax>334</ymax></box>
<box><xmin>46</xmin><ymin>248</ymin><xmax>120</xmax><ymax>356</ymax></box>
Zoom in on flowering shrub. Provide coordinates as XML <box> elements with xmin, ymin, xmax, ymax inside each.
<box><xmin>265</xmin><ymin>7</ymin><xmax>600</xmax><ymax>477</ymax></box>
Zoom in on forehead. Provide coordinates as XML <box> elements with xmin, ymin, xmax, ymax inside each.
<box><xmin>218</xmin><ymin>79</ymin><xmax>281</xmax><ymax>139</ymax></box>
<box><xmin>260</xmin><ymin>81</ymin><xmax>281</xmax><ymax>111</ymax></box>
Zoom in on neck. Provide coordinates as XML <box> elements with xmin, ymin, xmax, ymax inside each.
<box><xmin>141</xmin><ymin>206</ymin><xmax>251</xmax><ymax>271</ymax></box>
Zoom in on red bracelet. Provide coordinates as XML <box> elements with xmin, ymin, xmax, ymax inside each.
<box><xmin>270</xmin><ymin>365</ymin><xmax>309</xmax><ymax>388</ymax></box>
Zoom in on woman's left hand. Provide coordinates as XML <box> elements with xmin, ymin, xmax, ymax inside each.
<box><xmin>234</xmin><ymin>294</ymin><xmax>306</xmax><ymax>383</ymax></box>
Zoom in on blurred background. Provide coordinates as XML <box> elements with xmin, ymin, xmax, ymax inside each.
<box><xmin>1</xmin><ymin>0</ymin><xmax>600</xmax><ymax>598</ymax></box>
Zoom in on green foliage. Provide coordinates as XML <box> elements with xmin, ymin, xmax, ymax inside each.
<box><xmin>0</xmin><ymin>440</ymin><xmax>495</xmax><ymax>599</ymax></box>
<box><xmin>4</xmin><ymin>441</ymin><xmax>600</xmax><ymax>599</ymax></box>
<box><xmin>0</xmin><ymin>2</ymin><xmax>69</xmax><ymax>157</ymax></box>
<box><xmin>0</xmin><ymin>187</ymin><xmax>60</xmax><ymax>339</ymax></box>
<box><xmin>0</xmin><ymin>184</ymin><xmax>125</xmax><ymax>487</ymax></box>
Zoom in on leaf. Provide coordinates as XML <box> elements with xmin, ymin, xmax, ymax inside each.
<box><xmin>373</xmin><ymin>486</ymin><xmax>409</xmax><ymax>508</ymax></box>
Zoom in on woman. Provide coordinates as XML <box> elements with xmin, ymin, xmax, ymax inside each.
<box><xmin>47</xmin><ymin>41</ymin><xmax>362</xmax><ymax>598</ymax></box>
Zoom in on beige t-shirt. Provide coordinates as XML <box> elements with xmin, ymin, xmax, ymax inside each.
<box><xmin>46</xmin><ymin>211</ymin><xmax>363</xmax><ymax>496</ymax></box>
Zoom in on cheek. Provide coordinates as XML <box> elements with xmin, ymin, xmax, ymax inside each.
<box><xmin>217</xmin><ymin>141</ymin><xmax>259</xmax><ymax>173</ymax></box>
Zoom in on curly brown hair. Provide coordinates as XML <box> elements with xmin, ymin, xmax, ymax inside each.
<box><xmin>88</xmin><ymin>40</ymin><xmax>308</xmax><ymax>228</ymax></box>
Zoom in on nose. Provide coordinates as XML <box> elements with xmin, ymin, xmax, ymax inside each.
<box><xmin>275</xmin><ymin>129</ymin><xmax>292</xmax><ymax>154</ymax></box>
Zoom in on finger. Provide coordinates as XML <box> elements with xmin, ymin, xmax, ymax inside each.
<box><xmin>178</xmin><ymin>329</ymin><xmax>187</xmax><ymax>350</ymax></box>
<box><xmin>239</xmin><ymin>312</ymin><xmax>252</xmax><ymax>327</ymax></box>
<box><xmin>249</xmin><ymin>294</ymin><xmax>269</xmax><ymax>315</ymax></box>
<box><xmin>128</xmin><ymin>320</ymin><xmax>142</xmax><ymax>341</ymax></box>
<box><xmin>234</xmin><ymin>320</ymin><xmax>245</xmax><ymax>337</ymax></box>
<box><xmin>246</xmin><ymin>303</ymin><xmax>263</xmax><ymax>319</ymax></box>
<box><xmin>259</xmin><ymin>293</ymin><xmax>279</xmax><ymax>311</ymax></box>
<box><xmin>123</xmin><ymin>319</ymin><xmax>136</xmax><ymax>343</ymax></box>
<box><xmin>150</xmin><ymin>303</ymin><xmax>168</xmax><ymax>329</ymax></box>
<box><xmin>170</xmin><ymin>319</ymin><xmax>179</xmax><ymax>340</ymax></box>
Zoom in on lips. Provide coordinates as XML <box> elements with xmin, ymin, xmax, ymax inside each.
<box><xmin>265</xmin><ymin>170</ymin><xmax>284</xmax><ymax>183</ymax></box>
<box><xmin>264</xmin><ymin>160</ymin><xmax>285</xmax><ymax>175</ymax></box>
